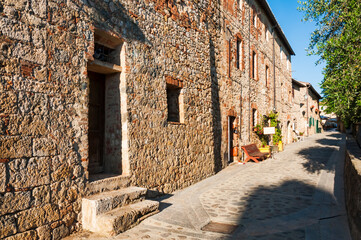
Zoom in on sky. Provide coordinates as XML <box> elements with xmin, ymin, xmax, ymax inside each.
<box><xmin>267</xmin><ymin>0</ymin><xmax>325</xmax><ymax>96</ymax></box>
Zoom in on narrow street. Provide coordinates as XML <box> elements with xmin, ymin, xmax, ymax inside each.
<box><xmin>68</xmin><ymin>131</ymin><xmax>351</xmax><ymax>239</ymax></box>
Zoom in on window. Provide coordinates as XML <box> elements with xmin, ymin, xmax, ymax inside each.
<box><xmin>265</xmin><ymin>65</ymin><xmax>269</xmax><ymax>87</ymax></box>
<box><xmin>252</xmin><ymin>108</ymin><xmax>258</xmax><ymax>127</ymax></box>
<box><xmin>236</xmin><ymin>38</ymin><xmax>242</xmax><ymax>69</ymax></box>
<box><xmin>265</xmin><ymin>26</ymin><xmax>269</xmax><ymax>41</ymax></box>
<box><xmin>238</xmin><ymin>0</ymin><xmax>243</xmax><ymax>10</ymax></box>
<box><xmin>280</xmin><ymin>47</ymin><xmax>283</xmax><ymax>60</ymax></box>
<box><xmin>251</xmin><ymin>51</ymin><xmax>257</xmax><ymax>79</ymax></box>
<box><xmin>93</xmin><ymin>43</ymin><xmax>115</xmax><ymax>62</ymax></box>
<box><xmin>287</xmin><ymin>55</ymin><xmax>290</xmax><ymax>70</ymax></box>
<box><xmin>228</xmin><ymin>39</ymin><xmax>231</xmax><ymax>78</ymax></box>
<box><xmin>166</xmin><ymin>77</ymin><xmax>184</xmax><ymax>123</ymax></box>
<box><xmin>253</xmin><ymin>12</ymin><xmax>257</xmax><ymax>26</ymax></box>
<box><xmin>167</xmin><ymin>85</ymin><xmax>181</xmax><ymax>122</ymax></box>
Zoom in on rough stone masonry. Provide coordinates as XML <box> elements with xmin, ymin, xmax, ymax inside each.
<box><xmin>0</xmin><ymin>0</ymin><xmax>295</xmax><ymax>239</ymax></box>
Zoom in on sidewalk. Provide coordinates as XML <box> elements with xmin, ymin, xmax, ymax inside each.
<box><xmin>67</xmin><ymin>131</ymin><xmax>351</xmax><ymax>239</ymax></box>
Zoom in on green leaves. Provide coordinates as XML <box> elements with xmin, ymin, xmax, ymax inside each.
<box><xmin>300</xmin><ymin>0</ymin><xmax>361</xmax><ymax>123</ymax></box>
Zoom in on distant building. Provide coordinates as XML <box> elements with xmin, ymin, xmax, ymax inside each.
<box><xmin>291</xmin><ymin>79</ymin><xmax>322</xmax><ymax>139</ymax></box>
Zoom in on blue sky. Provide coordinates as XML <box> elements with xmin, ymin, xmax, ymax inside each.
<box><xmin>267</xmin><ymin>0</ymin><xmax>325</xmax><ymax>96</ymax></box>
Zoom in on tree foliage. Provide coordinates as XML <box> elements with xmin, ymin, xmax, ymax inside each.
<box><xmin>299</xmin><ymin>0</ymin><xmax>361</xmax><ymax>124</ymax></box>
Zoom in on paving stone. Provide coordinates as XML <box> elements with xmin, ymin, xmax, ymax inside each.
<box><xmin>64</xmin><ymin>132</ymin><xmax>350</xmax><ymax>240</ymax></box>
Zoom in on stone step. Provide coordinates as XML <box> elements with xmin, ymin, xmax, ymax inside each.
<box><xmin>87</xmin><ymin>174</ymin><xmax>130</xmax><ymax>195</ymax></box>
<box><xmin>82</xmin><ymin>187</ymin><xmax>147</xmax><ymax>219</ymax></box>
<box><xmin>86</xmin><ymin>200</ymin><xmax>159</xmax><ymax>236</ymax></box>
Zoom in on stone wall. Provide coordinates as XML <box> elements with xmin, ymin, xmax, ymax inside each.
<box><xmin>0</xmin><ymin>0</ymin><xmax>90</xmax><ymax>238</ymax></box>
<box><xmin>0</xmin><ymin>0</ymin><xmax>295</xmax><ymax>238</ymax></box>
<box><xmin>345</xmin><ymin>136</ymin><xmax>361</xmax><ymax>240</ymax></box>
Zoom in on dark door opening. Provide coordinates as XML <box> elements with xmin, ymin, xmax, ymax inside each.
<box><xmin>88</xmin><ymin>71</ymin><xmax>105</xmax><ymax>174</ymax></box>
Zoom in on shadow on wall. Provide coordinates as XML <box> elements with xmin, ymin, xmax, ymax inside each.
<box><xmin>74</xmin><ymin>0</ymin><xmax>149</xmax><ymax>44</ymax></box>
<box><xmin>206</xmin><ymin>19</ymin><xmax>223</xmax><ymax>173</ymax></box>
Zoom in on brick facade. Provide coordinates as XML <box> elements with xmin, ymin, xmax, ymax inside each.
<box><xmin>0</xmin><ymin>0</ymin><xmax>295</xmax><ymax>238</ymax></box>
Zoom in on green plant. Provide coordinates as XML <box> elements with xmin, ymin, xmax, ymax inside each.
<box><xmin>266</xmin><ymin>112</ymin><xmax>282</xmax><ymax>145</ymax></box>
<box><xmin>254</xmin><ymin>124</ymin><xmax>268</xmax><ymax>146</ymax></box>
<box><xmin>299</xmin><ymin>0</ymin><xmax>361</xmax><ymax>124</ymax></box>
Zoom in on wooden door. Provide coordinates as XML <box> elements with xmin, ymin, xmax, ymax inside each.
<box><xmin>88</xmin><ymin>71</ymin><xmax>105</xmax><ymax>174</ymax></box>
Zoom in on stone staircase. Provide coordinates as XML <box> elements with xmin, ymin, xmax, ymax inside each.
<box><xmin>82</xmin><ymin>186</ymin><xmax>159</xmax><ymax>236</ymax></box>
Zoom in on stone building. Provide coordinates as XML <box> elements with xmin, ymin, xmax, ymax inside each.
<box><xmin>291</xmin><ymin>79</ymin><xmax>322</xmax><ymax>139</ymax></box>
<box><xmin>0</xmin><ymin>0</ymin><xmax>294</xmax><ymax>238</ymax></box>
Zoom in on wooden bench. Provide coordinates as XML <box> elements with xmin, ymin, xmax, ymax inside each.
<box><xmin>241</xmin><ymin>144</ymin><xmax>269</xmax><ymax>163</ymax></box>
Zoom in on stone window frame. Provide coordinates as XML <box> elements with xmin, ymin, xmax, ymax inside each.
<box><xmin>235</xmin><ymin>33</ymin><xmax>245</xmax><ymax>71</ymax></box>
<box><xmin>238</xmin><ymin>0</ymin><xmax>243</xmax><ymax>11</ymax></box>
<box><xmin>265</xmin><ymin>24</ymin><xmax>269</xmax><ymax>42</ymax></box>
<box><xmin>251</xmin><ymin>107</ymin><xmax>258</xmax><ymax>128</ymax></box>
<box><xmin>166</xmin><ymin>76</ymin><xmax>185</xmax><ymax>125</ymax></box>
<box><xmin>228</xmin><ymin>39</ymin><xmax>232</xmax><ymax>78</ymax></box>
<box><xmin>250</xmin><ymin>46</ymin><xmax>259</xmax><ymax>81</ymax></box>
<box><xmin>265</xmin><ymin>64</ymin><xmax>270</xmax><ymax>88</ymax></box>
<box><xmin>287</xmin><ymin>54</ymin><xmax>291</xmax><ymax>71</ymax></box>
<box><xmin>252</xmin><ymin>7</ymin><xmax>257</xmax><ymax>27</ymax></box>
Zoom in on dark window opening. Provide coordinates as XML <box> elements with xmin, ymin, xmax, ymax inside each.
<box><xmin>228</xmin><ymin>39</ymin><xmax>232</xmax><ymax>78</ymax></box>
<box><xmin>252</xmin><ymin>108</ymin><xmax>257</xmax><ymax>128</ymax></box>
<box><xmin>236</xmin><ymin>39</ymin><xmax>242</xmax><ymax>69</ymax></box>
<box><xmin>252</xmin><ymin>51</ymin><xmax>256</xmax><ymax>79</ymax></box>
<box><xmin>265</xmin><ymin>65</ymin><xmax>269</xmax><ymax>86</ymax></box>
<box><xmin>167</xmin><ymin>85</ymin><xmax>181</xmax><ymax>122</ymax></box>
<box><xmin>93</xmin><ymin>42</ymin><xmax>116</xmax><ymax>63</ymax></box>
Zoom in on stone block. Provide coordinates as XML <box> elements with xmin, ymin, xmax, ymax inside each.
<box><xmin>36</xmin><ymin>225</ymin><xmax>51</xmax><ymax>240</ymax></box>
<box><xmin>0</xmin><ymin>163</ymin><xmax>6</xmax><ymax>192</ymax></box>
<box><xmin>3</xmin><ymin>230</ymin><xmax>37</xmax><ymax>240</ymax></box>
<box><xmin>0</xmin><ymin>17</ymin><xmax>30</xmax><ymax>42</ymax></box>
<box><xmin>52</xmin><ymin>224</ymin><xmax>69</xmax><ymax>240</ymax></box>
<box><xmin>3</xmin><ymin>0</ymin><xmax>28</xmax><ymax>10</ymax></box>
<box><xmin>0</xmin><ymin>215</ymin><xmax>17</xmax><ymax>238</ymax></box>
<box><xmin>31</xmin><ymin>0</ymin><xmax>47</xmax><ymax>18</ymax></box>
<box><xmin>8</xmin><ymin>115</ymin><xmax>48</xmax><ymax>136</ymax></box>
<box><xmin>0</xmin><ymin>136</ymin><xmax>32</xmax><ymax>158</ymax></box>
<box><xmin>0</xmin><ymin>91</ymin><xmax>17</xmax><ymax>115</ymax></box>
<box><xmin>33</xmin><ymin>138</ymin><xmax>57</xmax><ymax>157</ymax></box>
<box><xmin>12</xmin><ymin>43</ymin><xmax>47</xmax><ymax>65</ymax></box>
<box><xmin>0</xmin><ymin>191</ymin><xmax>31</xmax><ymax>215</ymax></box>
<box><xmin>8</xmin><ymin>157</ymin><xmax>50</xmax><ymax>189</ymax></box>
<box><xmin>51</xmin><ymin>156</ymin><xmax>72</xmax><ymax>182</ymax></box>
<box><xmin>18</xmin><ymin>92</ymin><xmax>48</xmax><ymax>115</ymax></box>
<box><xmin>17</xmin><ymin>204</ymin><xmax>60</xmax><ymax>232</ymax></box>
<box><xmin>32</xmin><ymin>185</ymin><xmax>50</xmax><ymax>207</ymax></box>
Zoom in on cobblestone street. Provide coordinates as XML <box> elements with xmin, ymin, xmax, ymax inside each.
<box><xmin>67</xmin><ymin>131</ymin><xmax>351</xmax><ymax>240</ymax></box>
